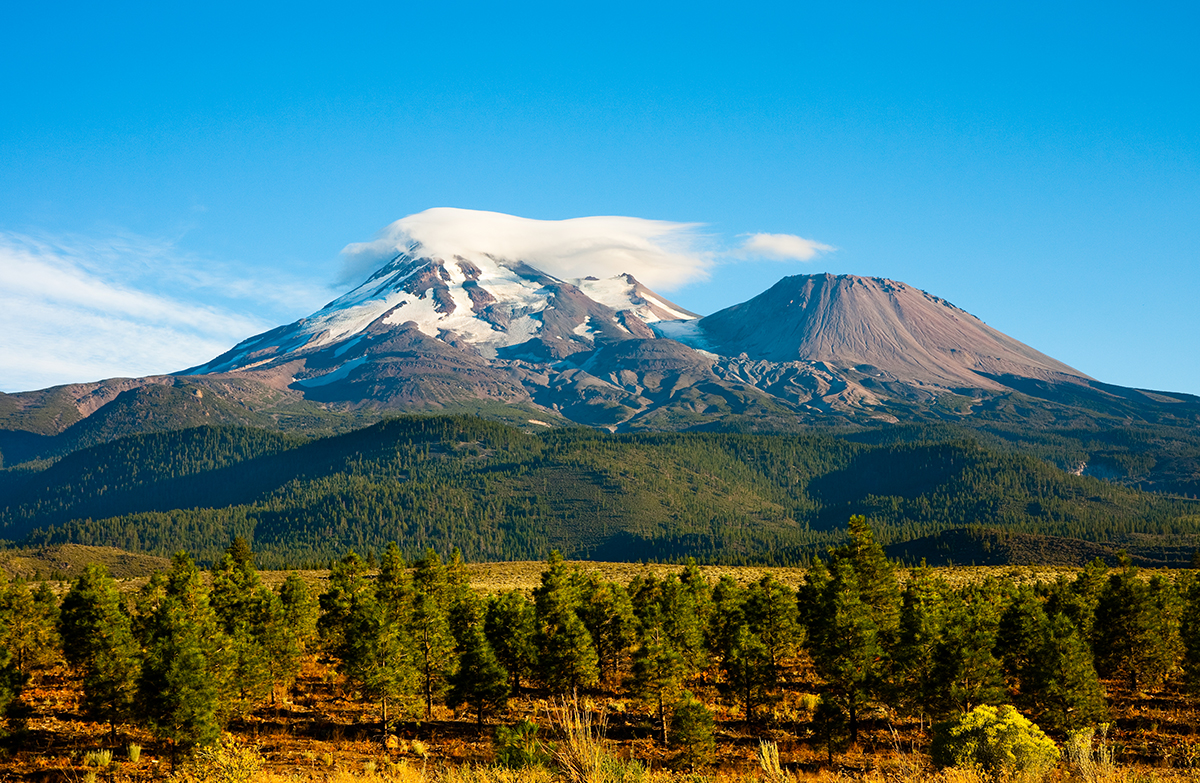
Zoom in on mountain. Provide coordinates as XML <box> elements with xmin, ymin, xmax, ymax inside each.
<box><xmin>3</xmin><ymin>242</ymin><xmax>1200</xmax><ymax>498</ymax></box>
<box><xmin>691</xmin><ymin>273</ymin><xmax>1087</xmax><ymax>388</ymax></box>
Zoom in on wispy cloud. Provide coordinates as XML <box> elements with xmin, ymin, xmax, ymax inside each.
<box><xmin>736</xmin><ymin>232</ymin><xmax>836</xmax><ymax>262</ymax></box>
<box><xmin>0</xmin><ymin>231</ymin><xmax>327</xmax><ymax>393</ymax></box>
<box><xmin>340</xmin><ymin>207</ymin><xmax>716</xmax><ymax>291</ymax></box>
<box><xmin>340</xmin><ymin>209</ymin><xmax>836</xmax><ymax>291</ymax></box>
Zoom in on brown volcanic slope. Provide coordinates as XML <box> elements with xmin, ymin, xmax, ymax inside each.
<box><xmin>698</xmin><ymin>274</ymin><xmax>1090</xmax><ymax>390</ymax></box>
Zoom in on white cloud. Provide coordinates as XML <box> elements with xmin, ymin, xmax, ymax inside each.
<box><xmin>0</xmin><ymin>232</ymin><xmax>324</xmax><ymax>393</ymax></box>
<box><xmin>737</xmin><ymin>232</ymin><xmax>835</xmax><ymax>261</ymax></box>
<box><xmin>340</xmin><ymin>207</ymin><xmax>715</xmax><ymax>291</ymax></box>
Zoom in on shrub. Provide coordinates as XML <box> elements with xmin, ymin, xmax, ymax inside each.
<box><xmin>495</xmin><ymin>719</ymin><xmax>555</xmax><ymax>769</ymax></box>
<box><xmin>169</xmin><ymin>734</ymin><xmax>264</xmax><ymax>783</ymax></box>
<box><xmin>932</xmin><ymin>705</ymin><xmax>1059</xmax><ymax>780</ymax></box>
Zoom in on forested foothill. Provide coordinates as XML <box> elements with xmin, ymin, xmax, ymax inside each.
<box><xmin>1</xmin><ymin>416</ymin><xmax>1199</xmax><ymax>569</ymax></box>
<box><xmin>4</xmin><ymin>527</ymin><xmax>1200</xmax><ymax>781</ymax></box>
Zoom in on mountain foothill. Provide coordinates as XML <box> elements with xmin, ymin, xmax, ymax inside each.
<box><xmin>3</xmin><ymin>246</ymin><xmax>1199</xmax><ymax>568</ymax></box>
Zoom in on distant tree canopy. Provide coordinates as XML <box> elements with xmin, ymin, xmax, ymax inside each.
<box><xmin>3</xmin><ymin>416</ymin><xmax>1198</xmax><ymax>568</ymax></box>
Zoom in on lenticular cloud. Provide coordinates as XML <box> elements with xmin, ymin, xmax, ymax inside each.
<box><xmin>339</xmin><ymin>208</ymin><xmax>714</xmax><ymax>291</ymax></box>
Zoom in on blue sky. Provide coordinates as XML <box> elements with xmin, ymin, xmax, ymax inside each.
<box><xmin>3</xmin><ymin>2</ymin><xmax>1198</xmax><ymax>394</ymax></box>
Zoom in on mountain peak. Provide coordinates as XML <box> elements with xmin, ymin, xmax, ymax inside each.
<box><xmin>188</xmin><ymin>252</ymin><xmax>696</xmax><ymax>376</ymax></box>
<box><xmin>694</xmin><ymin>272</ymin><xmax>1088</xmax><ymax>388</ymax></box>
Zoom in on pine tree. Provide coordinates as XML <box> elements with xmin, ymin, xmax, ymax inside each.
<box><xmin>136</xmin><ymin>552</ymin><xmax>236</xmax><ymax>752</ymax></box>
<box><xmin>58</xmin><ymin>564</ymin><xmax>139</xmax><ymax>730</ymax></box>
<box><xmin>0</xmin><ymin>640</ymin><xmax>25</xmax><ymax>739</ymax></box>
<box><xmin>893</xmin><ymin>566</ymin><xmax>947</xmax><ymax>725</ymax></box>
<box><xmin>829</xmin><ymin>516</ymin><xmax>902</xmax><ymax>644</ymax></box>
<box><xmin>1025</xmin><ymin>614</ymin><xmax>1107</xmax><ymax>732</ymax></box>
<box><xmin>1181</xmin><ymin>574</ymin><xmax>1200</xmax><ymax>694</ymax></box>
<box><xmin>744</xmin><ymin>574</ymin><xmax>801</xmax><ymax>676</ymax></box>
<box><xmin>268</xmin><ymin>572</ymin><xmax>317</xmax><ymax>701</ymax></box>
<box><xmin>210</xmin><ymin>548</ymin><xmax>275</xmax><ymax>711</ymax></box>
<box><xmin>446</xmin><ymin>622</ymin><xmax>510</xmax><ymax>727</ymax></box>
<box><xmin>707</xmin><ymin>576</ymin><xmax>746</xmax><ymax>668</ymax></box>
<box><xmin>669</xmin><ymin>691</ymin><xmax>716</xmax><ymax>769</ymax></box>
<box><xmin>577</xmin><ymin>575</ymin><xmax>636</xmax><ymax>686</ymax></box>
<box><xmin>534</xmin><ymin>551</ymin><xmax>598</xmax><ymax>692</ymax></box>
<box><xmin>1094</xmin><ymin>560</ymin><xmax>1183</xmax><ymax>691</ymax></box>
<box><xmin>485</xmin><ymin>590</ymin><xmax>538</xmax><ymax>693</ymax></box>
<box><xmin>927</xmin><ymin>583</ymin><xmax>1005</xmax><ymax>717</ymax></box>
<box><xmin>996</xmin><ymin>586</ymin><xmax>1048</xmax><ymax>695</ymax></box>
<box><xmin>0</xmin><ymin>574</ymin><xmax>60</xmax><ymax>676</ymax></box>
<box><xmin>806</xmin><ymin>558</ymin><xmax>883</xmax><ymax>741</ymax></box>
<box><xmin>411</xmin><ymin>549</ymin><xmax>457</xmax><ymax>719</ymax></box>
<box><xmin>722</xmin><ymin>625</ymin><xmax>773</xmax><ymax>723</ymax></box>
<box><xmin>630</xmin><ymin>611</ymin><xmax>689</xmax><ymax>743</ymax></box>
<box><xmin>319</xmin><ymin>551</ymin><xmax>416</xmax><ymax>730</ymax></box>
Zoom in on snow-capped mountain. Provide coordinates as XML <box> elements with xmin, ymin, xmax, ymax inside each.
<box><xmin>192</xmin><ymin>250</ymin><xmax>697</xmax><ymax>375</ymax></box>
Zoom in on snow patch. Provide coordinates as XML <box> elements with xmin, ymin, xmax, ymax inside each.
<box><xmin>651</xmin><ymin>319</ymin><xmax>712</xmax><ymax>350</ymax></box>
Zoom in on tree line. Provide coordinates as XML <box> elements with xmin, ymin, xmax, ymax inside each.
<box><xmin>3</xmin><ymin>519</ymin><xmax>1200</xmax><ymax>760</ymax></box>
<box><xmin>7</xmin><ymin>417</ymin><xmax>1198</xmax><ymax>568</ymax></box>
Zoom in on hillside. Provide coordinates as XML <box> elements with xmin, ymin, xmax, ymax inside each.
<box><xmin>2</xmin><ymin>416</ymin><xmax>1196</xmax><ymax>568</ymax></box>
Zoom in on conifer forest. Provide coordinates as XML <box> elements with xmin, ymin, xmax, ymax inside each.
<box><xmin>4</xmin><ymin>522</ymin><xmax>1200</xmax><ymax>781</ymax></box>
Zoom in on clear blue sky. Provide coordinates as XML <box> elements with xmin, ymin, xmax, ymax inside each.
<box><xmin>3</xmin><ymin>1</ymin><xmax>1198</xmax><ymax>395</ymax></box>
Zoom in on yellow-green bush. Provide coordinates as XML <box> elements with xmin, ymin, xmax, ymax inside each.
<box><xmin>932</xmin><ymin>705</ymin><xmax>1059</xmax><ymax>780</ymax></box>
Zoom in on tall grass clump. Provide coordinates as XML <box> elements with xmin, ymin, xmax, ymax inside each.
<box><xmin>551</xmin><ymin>697</ymin><xmax>646</xmax><ymax>783</ymax></box>
<box><xmin>1066</xmin><ymin>725</ymin><xmax>1117</xmax><ymax>783</ymax></box>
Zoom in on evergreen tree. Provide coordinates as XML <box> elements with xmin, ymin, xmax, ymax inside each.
<box><xmin>534</xmin><ymin>551</ymin><xmax>598</xmax><ymax>692</ymax></box>
<box><xmin>319</xmin><ymin>551</ymin><xmax>416</xmax><ymax>729</ymax></box>
<box><xmin>58</xmin><ymin>564</ymin><xmax>139</xmax><ymax>730</ymax></box>
<box><xmin>707</xmin><ymin>575</ymin><xmax>745</xmax><ymax>668</ymax></box>
<box><xmin>629</xmin><ymin>610</ymin><xmax>689</xmax><ymax>743</ymax></box>
<box><xmin>411</xmin><ymin>549</ymin><xmax>457</xmax><ymax>719</ymax></box>
<box><xmin>210</xmin><ymin>549</ymin><xmax>275</xmax><ymax>711</ymax></box>
<box><xmin>744</xmin><ymin>574</ymin><xmax>801</xmax><ymax>675</ymax></box>
<box><xmin>722</xmin><ymin>624</ymin><xmax>773</xmax><ymax>723</ymax></box>
<box><xmin>136</xmin><ymin>552</ymin><xmax>235</xmax><ymax>752</ymax></box>
<box><xmin>268</xmin><ymin>572</ymin><xmax>318</xmax><ymax>701</ymax></box>
<box><xmin>669</xmin><ymin>691</ymin><xmax>716</xmax><ymax>769</ymax></box>
<box><xmin>927</xmin><ymin>583</ymin><xmax>1005</xmax><ymax>717</ymax></box>
<box><xmin>893</xmin><ymin>565</ymin><xmax>947</xmax><ymax>724</ymax></box>
<box><xmin>1024</xmin><ymin>614</ymin><xmax>1107</xmax><ymax>732</ymax></box>
<box><xmin>996</xmin><ymin>586</ymin><xmax>1048</xmax><ymax>695</ymax></box>
<box><xmin>0</xmin><ymin>574</ymin><xmax>59</xmax><ymax>675</ymax></box>
<box><xmin>0</xmin><ymin>640</ymin><xmax>25</xmax><ymax>740</ymax></box>
<box><xmin>1094</xmin><ymin>560</ymin><xmax>1182</xmax><ymax>691</ymax></box>
<box><xmin>1181</xmin><ymin>574</ymin><xmax>1200</xmax><ymax>694</ymax></box>
<box><xmin>806</xmin><ymin>558</ymin><xmax>883</xmax><ymax>741</ymax></box>
<box><xmin>485</xmin><ymin>590</ymin><xmax>538</xmax><ymax>693</ymax></box>
<box><xmin>446</xmin><ymin>622</ymin><xmax>510</xmax><ymax>727</ymax></box>
<box><xmin>1045</xmin><ymin>558</ymin><xmax>1108</xmax><ymax>641</ymax></box>
<box><xmin>829</xmin><ymin>516</ymin><xmax>902</xmax><ymax>645</ymax></box>
<box><xmin>577</xmin><ymin>575</ymin><xmax>636</xmax><ymax>686</ymax></box>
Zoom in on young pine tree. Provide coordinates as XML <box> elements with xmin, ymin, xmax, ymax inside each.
<box><xmin>137</xmin><ymin>553</ymin><xmax>236</xmax><ymax>752</ymax></box>
<box><xmin>806</xmin><ymin>557</ymin><xmax>883</xmax><ymax>742</ymax></box>
<box><xmin>629</xmin><ymin>611</ymin><xmax>689</xmax><ymax>743</ymax></box>
<box><xmin>446</xmin><ymin>620</ymin><xmax>510</xmax><ymax>727</ymax></box>
<box><xmin>58</xmin><ymin>564</ymin><xmax>139</xmax><ymax>731</ymax></box>
<box><xmin>534</xmin><ymin>551</ymin><xmax>598</xmax><ymax>693</ymax></box>
<box><xmin>485</xmin><ymin>590</ymin><xmax>538</xmax><ymax>693</ymax></box>
<box><xmin>411</xmin><ymin>549</ymin><xmax>457</xmax><ymax>719</ymax></box>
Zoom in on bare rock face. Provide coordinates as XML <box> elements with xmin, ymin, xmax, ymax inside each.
<box><xmin>697</xmin><ymin>274</ymin><xmax>1089</xmax><ymax>390</ymax></box>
